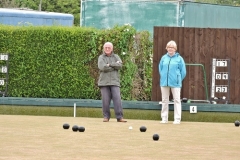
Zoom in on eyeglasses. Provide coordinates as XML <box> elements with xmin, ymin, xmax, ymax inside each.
<box><xmin>167</xmin><ymin>47</ymin><xmax>175</xmax><ymax>49</ymax></box>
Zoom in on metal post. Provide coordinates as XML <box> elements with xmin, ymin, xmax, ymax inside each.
<box><xmin>39</xmin><ymin>0</ymin><xmax>42</xmax><ymax>11</ymax></box>
<box><xmin>74</xmin><ymin>103</ymin><xmax>76</xmax><ymax>117</ymax></box>
<box><xmin>186</xmin><ymin>63</ymin><xmax>209</xmax><ymax>101</ymax></box>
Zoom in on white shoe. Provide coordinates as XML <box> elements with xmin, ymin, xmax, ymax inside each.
<box><xmin>160</xmin><ymin>120</ymin><xmax>168</xmax><ymax>124</ymax></box>
<box><xmin>173</xmin><ymin>120</ymin><xmax>180</xmax><ymax>124</ymax></box>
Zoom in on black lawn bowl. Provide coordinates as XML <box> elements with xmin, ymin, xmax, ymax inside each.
<box><xmin>72</xmin><ymin>125</ymin><xmax>79</xmax><ymax>132</ymax></box>
<box><xmin>153</xmin><ymin>134</ymin><xmax>159</xmax><ymax>141</ymax></box>
<box><xmin>182</xmin><ymin>98</ymin><xmax>188</xmax><ymax>103</ymax></box>
<box><xmin>78</xmin><ymin>126</ymin><xmax>85</xmax><ymax>132</ymax></box>
<box><xmin>140</xmin><ymin>126</ymin><xmax>147</xmax><ymax>132</ymax></box>
<box><xmin>63</xmin><ymin>123</ymin><xmax>70</xmax><ymax>129</ymax></box>
<box><xmin>234</xmin><ymin>120</ymin><xmax>240</xmax><ymax>127</ymax></box>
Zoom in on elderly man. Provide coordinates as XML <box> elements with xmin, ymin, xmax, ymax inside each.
<box><xmin>97</xmin><ymin>42</ymin><xmax>127</xmax><ymax>122</ymax></box>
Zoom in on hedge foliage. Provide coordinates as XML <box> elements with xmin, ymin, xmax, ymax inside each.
<box><xmin>0</xmin><ymin>25</ymin><xmax>153</xmax><ymax>100</ymax></box>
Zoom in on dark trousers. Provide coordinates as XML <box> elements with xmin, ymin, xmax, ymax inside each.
<box><xmin>100</xmin><ymin>86</ymin><xmax>123</xmax><ymax>120</ymax></box>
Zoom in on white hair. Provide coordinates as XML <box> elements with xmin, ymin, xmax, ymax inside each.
<box><xmin>166</xmin><ymin>40</ymin><xmax>177</xmax><ymax>50</ymax></box>
<box><xmin>103</xmin><ymin>42</ymin><xmax>113</xmax><ymax>48</ymax></box>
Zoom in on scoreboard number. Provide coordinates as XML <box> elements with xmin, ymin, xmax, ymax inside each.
<box><xmin>215</xmin><ymin>73</ymin><xmax>228</xmax><ymax>80</ymax></box>
<box><xmin>216</xmin><ymin>60</ymin><xmax>227</xmax><ymax>67</ymax></box>
<box><xmin>215</xmin><ymin>86</ymin><xmax>227</xmax><ymax>93</ymax></box>
<box><xmin>1</xmin><ymin>66</ymin><xmax>7</xmax><ymax>73</ymax></box>
<box><xmin>0</xmin><ymin>54</ymin><xmax>8</xmax><ymax>61</ymax></box>
<box><xmin>0</xmin><ymin>79</ymin><xmax>4</xmax><ymax>85</ymax></box>
<box><xmin>215</xmin><ymin>73</ymin><xmax>221</xmax><ymax>79</ymax></box>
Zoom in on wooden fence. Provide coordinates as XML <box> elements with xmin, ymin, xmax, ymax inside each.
<box><xmin>152</xmin><ymin>27</ymin><xmax>240</xmax><ymax>104</ymax></box>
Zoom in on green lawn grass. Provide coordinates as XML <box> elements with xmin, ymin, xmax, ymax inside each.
<box><xmin>0</xmin><ymin>115</ymin><xmax>239</xmax><ymax>160</ymax></box>
<box><xmin>0</xmin><ymin>105</ymin><xmax>239</xmax><ymax>123</ymax></box>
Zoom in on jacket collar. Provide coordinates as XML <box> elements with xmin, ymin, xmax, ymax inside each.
<box><xmin>103</xmin><ymin>52</ymin><xmax>113</xmax><ymax>56</ymax></box>
<box><xmin>167</xmin><ymin>52</ymin><xmax>179</xmax><ymax>57</ymax></box>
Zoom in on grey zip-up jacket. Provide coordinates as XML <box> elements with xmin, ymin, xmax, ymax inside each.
<box><xmin>97</xmin><ymin>52</ymin><xmax>122</xmax><ymax>87</ymax></box>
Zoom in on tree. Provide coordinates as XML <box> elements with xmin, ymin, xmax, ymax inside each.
<box><xmin>196</xmin><ymin>0</ymin><xmax>240</xmax><ymax>6</ymax></box>
<box><xmin>0</xmin><ymin>0</ymin><xmax>19</xmax><ymax>8</ymax></box>
<box><xmin>14</xmin><ymin>0</ymin><xmax>39</xmax><ymax>9</ymax></box>
<box><xmin>216</xmin><ymin>0</ymin><xmax>240</xmax><ymax>6</ymax></box>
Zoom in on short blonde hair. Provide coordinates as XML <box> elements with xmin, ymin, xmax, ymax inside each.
<box><xmin>166</xmin><ymin>40</ymin><xmax>177</xmax><ymax>50</ymax></box>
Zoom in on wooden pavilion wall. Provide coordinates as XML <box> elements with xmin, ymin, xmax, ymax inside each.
<box><xmin>152</xmin><ymin>27</ymin><xmax>240</xmax><ymax>104</ymax></box>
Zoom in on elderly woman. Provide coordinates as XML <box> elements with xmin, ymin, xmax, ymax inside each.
<box><xmin>159</xmin><ymin>40</ymin><xmax>186</xmax><ymax>124</ymax></box>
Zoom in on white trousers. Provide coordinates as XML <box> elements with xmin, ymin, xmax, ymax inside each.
<box><xmin>161</xmin><ymin>87</ymin><xmax>182</xmax><ymax>121</ymax></box>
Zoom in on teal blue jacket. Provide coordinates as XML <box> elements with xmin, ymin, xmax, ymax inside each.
<box><xmin>159</xmin><ymin>52</ymin><xmax>186</xmax><ymax>88</ymax></box>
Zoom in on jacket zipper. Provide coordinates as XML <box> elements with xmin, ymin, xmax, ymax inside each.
<box><xmin>167</xmin><ymin>58</ymin><xmax>172</xmax><ymax>86</ymax></box>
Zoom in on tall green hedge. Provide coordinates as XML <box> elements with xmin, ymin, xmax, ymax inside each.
<box><xmin>0</xmin><ymin>25</ymin><xmax>152</xmax><ymax>100</ymax></box>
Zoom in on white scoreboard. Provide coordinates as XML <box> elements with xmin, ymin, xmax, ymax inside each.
<box><xmin>0</xmin><ymin>54</ymin><xmax>9</xmax><ymax>97</ymax></box>
<box><xmin>211</xmin><ymin>58</ymin><xmax>230</xmax><ymax>103</ymax></box>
